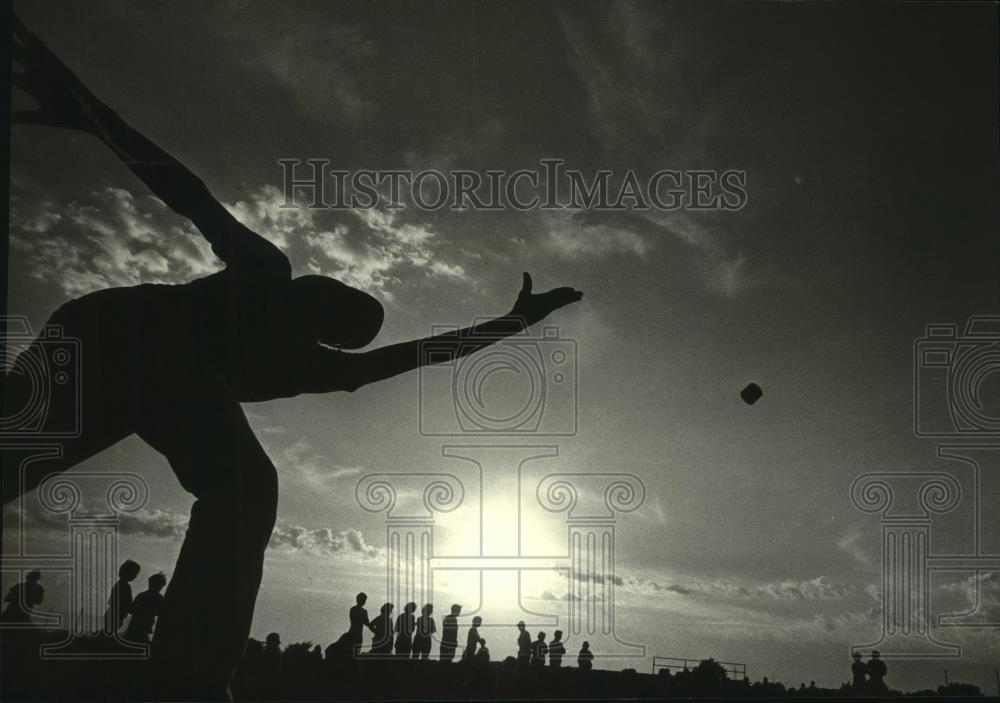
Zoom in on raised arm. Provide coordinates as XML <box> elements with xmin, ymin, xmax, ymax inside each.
<box><xmin>11</xmin><ymin>16</ymin><xmax>289</xmax><ymax>278</ymax></box>
<box><xmin>297</xmin><ymin>274</ymin><xmax>583</xmax><ymax>393</ymax></box>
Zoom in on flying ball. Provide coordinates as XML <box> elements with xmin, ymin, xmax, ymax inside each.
<box><xmin>741</xmin><ymin>382</ymin><xmax>763</xmax><ymax>405</ymax></box>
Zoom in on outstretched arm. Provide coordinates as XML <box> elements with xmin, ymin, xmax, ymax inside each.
<box><xmin>296</xmin><ymin>273</ymin><xmax>583</xmax><ymax>393</ymax></box>
<box><xmin>12</xmin><ymin>16</ymin><xmax>289</xmax><ymax>278</ymax></box>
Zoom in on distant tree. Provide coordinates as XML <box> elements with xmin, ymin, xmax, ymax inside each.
<box><xmin>937</xmin><ymin>682</ymin><xmax>982</xmax><ymax>697</ymax></box>
<box><xmin>693</xmin><ymin>658</ymin><xmax>728</xmax><ymax>694</ymax></box>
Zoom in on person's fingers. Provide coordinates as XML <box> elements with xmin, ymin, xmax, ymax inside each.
<box><xmin>545</xmin><ymin>287</ymin><xmax>583</xmax><ymax>304</ymax></box>
<box><xmin>520</xmin><ymin>271</ymin><xmax>533</xmax><ymax>296</ymax></box>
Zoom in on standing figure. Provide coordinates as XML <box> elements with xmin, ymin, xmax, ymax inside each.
<box><xmin>348</xmin><ymin>592</ymin><xmax>374</xmax><ymax>656</ymax></box>
<box><xmin>124</xmin><ymin>572</ymin><xmax>168</xmax><ymax>643</ymax></box>
<box><xmin>516</xmin><ymin>621</ymin><xmax>531</xmax><ymax>668</ymax></box>
<box><xmin>867</xmin><ymin>650</ymin><xmax>887</xmax><ymax>691</ymax></box>
<box><xmin>850</xmin><ymin>651</ymin><xmax>867</xmax><ymax>690</ymax></box>
<box><xmin>1</xmin><ymin>570</ymin><xmax>46</xmax><ymax>700</ymax></box>
<box><xmin>464</xmin><ymin>616</ymin><xmax>483</xmax><ymax>660</ymax></box>
<box><xmin>577</xmin><ymin>641</ymin><xmax>593</xmax><ymax>671</ymax></box>
<box><xmin>548</xmin><ymin>630</ymin><xmax>565</xmax><ymax>668</ymax></box>
<box><xmin>439</xmin><ymin>604</ymin><xmax>461</xmax><ymax>662</ymax></box>
<box><xmin>394</xmin><ymin>602</ymin><xmax>417</xmax><ymax>657</ymax></box>
<box><xmin>530</xmin><ymin>632</ymin><xmax>548</xmax><ymax>669</ymax></box>
<box><xmin>412</xmin><ymin>603</ymin><xmax>435</xmax><ymax>659</ymax></box>
<box><xmin>8</xmin><ymin>17</ymin><xmax>581</xmax><ymax>698</ymax></box>
<box><xmin>1</xmin><ymin>570</ymin><xmax>44</xmax><ymax>624</ymax></box>
<box><xmin>370</xmin><ymin>603</ymin><xmax>395</xmax><ymax>655</ymax></box>
<box><xmin>261</xmin><ymin>633</ymin><xmax>283</xmax><ymax>699</ymax></box>
<box><xmin>103</xmin><ymin>559</ymin><xmax>140</xmax><ymax>634</ymax></box>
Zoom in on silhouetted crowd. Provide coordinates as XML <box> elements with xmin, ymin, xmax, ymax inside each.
<box><xmin>314</xmin><ymin>593</ymin><xmax>593</xmax><ymax>669</ymax></box>
<box><xmin>2</xmin><ymin>562</ymin><xmax>167</xmax><ymax>645</ymax></box>
<box><xmin>0</xmin><ymin>573</ymin><xmax>989</xmax><ymax>701</ymax></box>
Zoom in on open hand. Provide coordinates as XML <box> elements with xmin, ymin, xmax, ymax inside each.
<box><xmin>509</xmin><ymin>272</ymin><xmax>583</xmax><ymax>327</ymax></box>
<box><xmin>11</xmin><ymin>15</ymin><xmax>96</xmax><ymax>132</ymax></box>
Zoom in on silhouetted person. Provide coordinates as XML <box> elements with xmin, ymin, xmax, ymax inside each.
<box><xmin>412</xmin><ymin>603</ymin><xmax>435</xmax><ymax>659</ymax></box>
<box><xmin>1</xmin><ymin>570</ymin><xmax>44</xmax><ymax>624</ymax></box>
<box><xmin>264</xmin><ymin>632</ymin><xmax>282</xmax><ymax>657</ymax></box>
<box><xmin>530</xmin><ymin>631</ymin><xmax>547</xmax><ymax>669</ymax></box>
<box><xmin>577</xmin><ymin>641</ymin><xmax>593</xmax><ymax>670</ymax></box>
<box><xmin>394</xmin><ymin>602</ymin><xmax>417</xmax><ymax>656</ymax></box>
<box><xmin>867</xmin><ymin>650</ymin><xmax>887</xmax><ymax>691</ymax></box>
<box><xmin>124</xmin><ymin>572</ymin><xmax>167</xmax><ymax>643</ymax></box>
<box><xmin>325</xmin><ymin>631</ymin><xmax>355</xmax><ymax>671</ymax></box>
<box><xmin>548</xmin><ymin>630</ymin><xmax>565</xmax><ymax>668</ymax></box>
<box><xmin>678</xmin><ymin>667</ymin><xmax>695</xmax><ymax>695</ymax></box>
<box><xmin>851</xmin><ymin>651</ymin><xmax>867</xmax><ymax>690</ymax></box>
<box><xmin>261</xmin><ymin>633</ymin><xmax>283</xmax><ymax>699</ymax></box>
<box><xmin>103</xmin><ymin>559</ymin><xmax>140</xmax><ymax>634</ymax></box>
<box><xmin>1</xmin><ymin>571</ymin><xmax>46</xmax><ymax>702</ymax></box>
<box><xmin>516</xmin><ymin>620</ymin><xmax>531</xmax><ymax>667</ymax></box>
<box><xmin>439</xmin><ymin>604</ymin><xmax>461</xmax><ymax>662</ymax></box>
<box><xmin>348</xmin><ymin>592</ymin><xmax>375</xmax><ymax>655</ymax></box>
<box><xmin>464</xmin><ymin>615</ymin><xmax>483</xmax><ymax>660</ymax></box>
<box><xmin>474</xmin><ymin>638</ymin><xmax>490</xmax><ymax>667</ymax></box>
<box><xmin>7</xmin><ymin>17</ymin><xmax>582</xmax><ymax>700</ymax></box>
<box><xmin>370</xmin><ymin>602</ymin><xmax>394</xmax><ymax>655</ymax></box>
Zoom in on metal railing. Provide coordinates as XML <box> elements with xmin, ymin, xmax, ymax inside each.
<box><xmin>652</xmin><ymin>656</ymin><xmax>747</xmax><ymax>680</ymax></box>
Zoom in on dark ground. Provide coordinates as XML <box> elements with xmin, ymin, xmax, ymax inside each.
<box><xmin>0</xmin><ymin>630</ymin><xmax>993</xmax><ymax>701</ymax></box>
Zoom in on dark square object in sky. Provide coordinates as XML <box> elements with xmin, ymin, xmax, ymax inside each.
<box><xmin>741</xmin><ymin>383</ymin><xmax>763</xmax><ymax>405</ymax></box>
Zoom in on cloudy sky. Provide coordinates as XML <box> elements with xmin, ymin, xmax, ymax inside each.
<box><xmin>5</xmin><ymin>0</ymin><xmax>1000</xmax><ymax>692</ymax></box>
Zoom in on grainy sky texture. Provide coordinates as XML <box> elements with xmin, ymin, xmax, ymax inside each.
<box><xmin>5</xmin><ymin>0</ymin><xmax>999</xmax><ymax>692</ymax></box>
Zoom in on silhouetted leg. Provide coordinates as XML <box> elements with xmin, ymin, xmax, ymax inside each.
<box><xmin>138</xmin><ymin>389</ymin><xmax>277</xmax><ymax>700</ymax></box>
